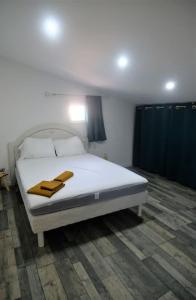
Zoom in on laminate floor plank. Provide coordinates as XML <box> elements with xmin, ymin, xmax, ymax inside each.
<box><xmin>55</xmin><ymin>258</ymin><xmax>86</xmax><ymax>299</ymax></box>
<box><xmin>63</xmin><ymin>241</ymin><xmax>81</xmax><ymax>264</ymax></box>
<box><xmin>26</xmin><ymin>264</ymin><xmax>45</xmax><ymax>300</ymax></box>
<box><xmin>2</xmin><ymin>264</ymin><xmax>21</xmax><ymax>300</ymax></box>
<box><xmin>104</xmin><ymin>219</ymin><xmax>146</xmax><ymax>260</ymax></box>
<box><xmin>143</xmin><ymin>257</ymin><xmax>196</xmax><ymax>300</ymax></box>
<box><xmin>159</xmin><ymin>291</ymin><xmax>180</xmax><ymax>300</ymax></box>
<box><xmin>7</xmin><ymin>208</ymin><xmax>20</xmax><ymax>248</ymax></box>
<box><xmin>160</xmin><ymin>242</ymin><xmax>196</xmax><ymax>276</ymax></box>
<box><xmin>180</xmin><ymin>209</ymin><xmax>196</xmax><ymax>223</ymax></box>
<box><xmin>102</xmin><ymin>275</ymin><xmax>135</xmax><ymax>300</ymax></box>
<box><xmin>34</xmin><ymin>245</ymin><xmax>55</xmax><ymax>268</ymax></box>
<box><xmin>2</xmin><ymin>169</ymin><xmax>196</xmax><ymax>300</ymax></box>
<box><xmin>152</xmin><ymin>253</ymin><xmax>196</xmax><ymax>297</ymax></box>
<box><xmin>122</xmin><ymin>226</ymin><xmax>158</xmax><ymax>257</ymax></box>
<box><xmin>38</xmin><ymin>264</ymin><xmax>67</xmax><ymax>300</ymax></box>
<box><xmin>137</xmin><ymin>222</ymin><xmax>166</xmax><ymax>245</ymax></box>
<box><xmin>0</xmin><ymin>210</ymin><xmax>8</xmax><ymax>231</ymax></box>
<box><xmin>107</xmin><ymin>249</ymin><xmax>167</xmax><ymax>300</ymax></box>
<box><xmin>70</xmin><ymin>246</ymin><xmax>113</xmax><ymax>300</ymax></box>
<box><xmin>18</xmin><ymin>267</ymin><xmax>32</xmax><ymax>300</ymax></box>
<box><xmin>83</xmin><ymin>223</ymin><xmax>117</xmax><ymax>257</ymax></box>
<box><xmin>73</xmin><ymin>262</ymin><xmax>102</xmax><ymax>300</ymax></box>
<box><xmin>169</xmin><ymin>237</ymin><xmax>196</xmax><ymax>262</ymax></box>
<box><xmin>0</xmin><ymin>191</ymin><xmax>3</xmax><ymax>211</ymax></box>
<box><xmin>0</xmin><ymin>230</ymin><xmax>16</xmax><ymax>269</ymax></box>
<box><xmin>80</xmin><ymin>294</ymin><xmax>91</xmax><ymax>300</ymax></box>
<box><xmin>179</xmin><ymin>225</ymin><xmax>196</xmax><ymax>241</ymax></box>
<box><xmin>107</xmin><ymin>213</ymin><xmax>158</xmax><ymax>257</ymax></box>
<box><xmin>155</xmin><ymin>212</ymin><xmax>190</xmax><ymax>231</ymax></box>
<box><xmin>2</xmin><ymin>190</ymin><xmax>13</xmax><ymax>210</ymax></box>
<box><xmin>105</xmin><ymin>255</ymin><xmax>145</xmax><ymax>300</ymax></box>
<box><xmin>75</xmin><ymin>231</ymin><xmax>114</xmax><ymax>280</ymax></box>
<box><xmin>145</xmin><ymin>220</ymin><xmax>175</xmax><ymax>241</ymax></box>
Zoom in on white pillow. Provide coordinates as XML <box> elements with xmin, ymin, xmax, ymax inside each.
<box><xmin>54</xmin><ymin>136</ymin><xmax>86</xmax><ymax>157</ymax></box>
<box><xmin>20</xmin><ymin>137</ymin><xmax>56</xmax><ymax>159</ymax></box>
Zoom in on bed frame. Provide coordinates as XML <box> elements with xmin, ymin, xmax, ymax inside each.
<box><xmin>8</xmin><ymin>123</ymin><xmax>147</xmax><ymax>247</ymax></box>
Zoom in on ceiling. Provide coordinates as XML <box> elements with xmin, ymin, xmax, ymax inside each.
<box><xmin>0</xmin><ymin>0</ymin><xmax>195</xmax><ymax>103</ymax></box>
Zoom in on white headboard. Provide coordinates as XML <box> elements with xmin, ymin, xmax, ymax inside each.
<box><xmin>8</xmin><ymin>123</ymin><xmax>88</xmax><ymax>184</ymax></box>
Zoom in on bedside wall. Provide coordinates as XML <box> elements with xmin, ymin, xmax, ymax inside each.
<box><xmin>0</xmin><ymin>57</ymin><xmax>135</xmax><ymax>175</ymax></box>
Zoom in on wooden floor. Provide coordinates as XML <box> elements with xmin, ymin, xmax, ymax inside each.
<box><xmin>1</xmin><ymin>170</ymin><xmax>196</xmax><ymax>300</ymax></box>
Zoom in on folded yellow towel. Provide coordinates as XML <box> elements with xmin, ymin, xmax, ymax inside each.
<box><xmin>27</xmin><ymin>181</ymin><xmax>65</xmax><ymax>198</ymax></box>
<box><xmin>54</xmin><ymin>171</ymin><xmax>74</xmax><ymax>182</ymax></box>
<box><xmin>40</xmin><ymin>180</ymin><xmax>63</xmax><ymax>191</ymax></box>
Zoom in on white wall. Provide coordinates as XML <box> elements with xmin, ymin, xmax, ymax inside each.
<box><xmin>90</xmin><ymin>97</ymin><xmax>134</xmax><ymax>167</ymax></box>
<box><xmin>0</xmin><ymin>57</ymin><xmax>134</xmax><ymax>174</ymax></box>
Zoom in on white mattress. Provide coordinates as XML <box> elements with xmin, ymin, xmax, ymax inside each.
<box><xmin>16</xmin><ymin>154</ymin><xmax>148</xmax><ymax>216</ymax></box>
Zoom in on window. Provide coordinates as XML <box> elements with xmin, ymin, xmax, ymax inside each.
<box><xmin>69</xmin><ymin>104</ymin><xmax>86</xmax><ymax>122</ymax></box>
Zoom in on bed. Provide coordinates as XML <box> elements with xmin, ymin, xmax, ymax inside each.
<box><xmin>8</xmin><ymin>123</ymin><xmax>148</xmax><ymax>247</ymax></box>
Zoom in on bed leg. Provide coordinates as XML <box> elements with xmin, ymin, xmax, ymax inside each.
<box><xmin>138</xmin><ymin>204</ymin><xmax>142</xmax><ymax>217</ymax></box>
<box><xmin>38</xmin><ymin>232</ymin><xmax>44</xmax><ymax>247</ymax></box>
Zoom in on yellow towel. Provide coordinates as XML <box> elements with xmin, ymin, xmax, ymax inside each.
<box><xmin>54</xmin><ymin>171</ymin><xmax>74</xmax><ymax>182</ymax></box>
<box><xmin>27</xmin><ymin>181</ymin><xmax>64</xmax><ymax>198</ymax></box>
<box><xmin>40</xmin><ymin>180</ymin><xmax>63</xmax><ymax>191</ymax></box>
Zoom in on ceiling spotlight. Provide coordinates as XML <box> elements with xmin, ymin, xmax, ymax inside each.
<box><xmin>42</xmin><ymin>17</ymin><xmax>61</xmax><ymax>39</ymax></box>
<box><xmin>165</xmin><ymin>81</ymin><xmax>176</xmax><ymax>91</ymax></box>
<box><xmin>117</xmin><ymin>55</ymin><xmax>129</xmax><ymax>69</ymax></box>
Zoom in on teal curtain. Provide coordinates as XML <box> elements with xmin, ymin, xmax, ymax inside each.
<box><xmin>86</xmin><ymin>95</ymin><xmax>107</xmax><ymax>142</ymax></box>
<box><xmin>133</xmin><ymin>102</ymin><xmax>196</xmax><ymax>189</ymax></box>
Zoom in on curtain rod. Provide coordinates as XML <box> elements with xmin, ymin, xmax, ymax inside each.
<box><xmin>44</xmin><ymin>91</ymin><xmax>101</xmax><ymax>97</ymax></box>
<box><xmin>138</xmin><ymin>104</ymin><xmax>195</xmax><ymax>110</ymax></box>
<box><xmin>176</xmin><ymin>105</ymin><xmax>187</xmax><ymax>109</ymax></box>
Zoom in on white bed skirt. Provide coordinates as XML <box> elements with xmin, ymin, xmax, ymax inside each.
<box><xmin>16</xmin><ymin>170</ymin><xmax>147</xmax><ymax>233</ymax></box>
<box><xmin>30</xmin><ymin>191</ymin><xmax>147</xmax><ymax>233</ymax></box>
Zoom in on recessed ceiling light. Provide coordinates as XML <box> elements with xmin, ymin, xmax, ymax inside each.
<box><xmin>117</xmin><ymin>55</ymin><xmax>129</xmax><ymax>69</ymax></box>
<box><xmin>42</xmin><ymin>17</ymin><xmax>61</xmax><ymax>39</ymax></box>
<box><xmin>165</xmin><ymin>81</ymin><xmax>176</xmax><ymax>91</ymax></box>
